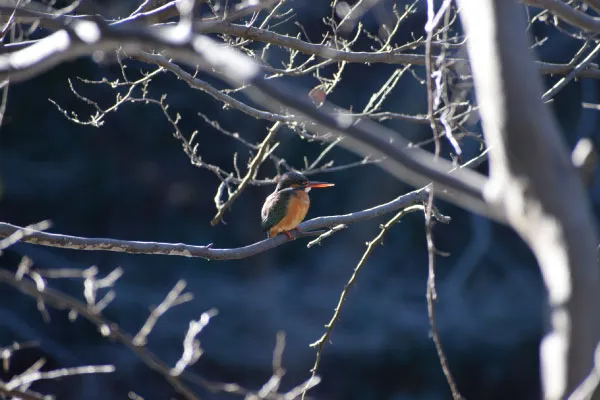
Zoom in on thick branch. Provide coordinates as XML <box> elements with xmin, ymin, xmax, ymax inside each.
<box><xmin>2</xmin><ymin>6</ymin><xmax>599</xmax><ymax>79</ymax></box>
<box><xmin>0</xmin><ymin>189</ymin><xmax>434</xmax><ymax>260</ymax></box>
<box><xmin>458</xmin><ymin>1</ymin><xmax>600</xmax><ymax>399</ymax></box>
<box><xmin>195</xmin><ymin>18</ymin><xmax>600</xmax><ymax>78</ymax></box>
<box><xmin>527</xmin><ymin>0</ymin><xmax>600</xmax><ymax>33</ymax></box>
<box><xmin>0</xmin><ymin>18</ymin><xmax>504</xmax><ymax>222</ymax></box>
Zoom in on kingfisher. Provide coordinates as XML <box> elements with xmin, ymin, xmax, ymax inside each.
<box><xmin>261</xmin><ymin>171</ymin><xmax>334</xmax><ymax>239</ymax></box>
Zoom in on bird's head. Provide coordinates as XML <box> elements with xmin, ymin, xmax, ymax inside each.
<box><xmin>275</xmin><ymin>171</ymin><xmax>334</xmax><ymax>192</ymax></box>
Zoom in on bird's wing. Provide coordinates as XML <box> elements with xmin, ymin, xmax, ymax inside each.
<box><xmin>261</xmin><ymin>189</ymin><xmax>293</xmax><ymax>232</ymax></box>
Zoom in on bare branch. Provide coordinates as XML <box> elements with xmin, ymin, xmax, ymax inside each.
<box><xmin>305</xmin><ymin>203</ymin><xmax>450</xmax><ymax>399</ymax></box>
<box><xmin>0</xmin><ymin>188</ymin><xmax>430</xmax><ymax>260</ymax></box>
<box><xmin>458</xmin><ymin>1</ymin><xmax>600</xmax><ymax>398</ymax></box>
<box><xmin>424</xmin><ymin>2</ymin><xmax>462</xmax><ymax>398</ymax></box>
<box><xmin>0</xmin><ymin>265</ymin><xmax>321</xmax><ymax>400</ymax></box>
<box><xmin>584</xmin><ymin>0</ymin><xmax>600</xmax><ymax>15</ymax></box>
<box><xmin>5</xmin><ymin>364</ymin><xmax>115</xmax><ymax>391</ymax></box>
<box><xmin>0</xmin><ymin>10</ymin><xmax>590</xmax><ymax>221</ymax></box>
<box><xmin>0</xmin><ymin>220</ymin><xmax>51</xmax><ymax>250</ymax></box>
<box><xmin>171</xmin><ymin>309</ymin><xmax>218</xmax><ymax>376</ymax></box>
<box><xmin>0</xmin><ymin>386</ymin><xmax>45</xmax><ymax>400</ymax></box>
<box><xmin>0</xmin><ymin>268</ymin><xmax>203</xmax><ymax>400</ymax></box>
<box><xmin>133</xmin><ymin>280</ymin><xmax>194</xmax><ymax>347</ymax></box>
<box><xmin>543</xmin><ymin>41</ymin><xmax>600</xmax><ymax>101</ymax></box>
<box><xmin>527</xmin><ymin>0</ymin><xmax>600</xmax><ymax>33</ymax></box>
<box><xmin>211</xmin><ymin>121</ymin><xmax>282</xmax><ymax>225</ymax></box>
<box><xmin>132</xmin><ymin>52</ymin><xmax>296</xmax><ymax>124</ymax></box>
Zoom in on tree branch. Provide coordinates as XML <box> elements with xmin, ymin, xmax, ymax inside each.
<box><xmin>0</xmin><ymin>17</ymin><xmax>504</xmax><ymax>223</ymax></box>
<box><xmin>542</xmin><ymin>41</ymin><xmax>600</xmax><ymax>101</ymax></box>
<box><xmin>2</xmin><ymin>4</ymin><xmax>600</xmax><ymax>78</ymax></box>
<box><xmin>526</xmin><ymin>0</ymin><xmax>600</xmax><ymax>33</ymax></box>
<box><xmin>458</xmin><ymin>1</ymin><xmax>600</xmax><ymax>399</ymax></box>
<box><xmin>210</xmin><ymin>121</ymin><xmax>281</xmax><ymax>226</ymax></box>
<box><xmin>0</xmin><ymin>268</ymin><xmax>202</xmax><ymax>400</ymax></box>
<box><xmin>305</xmin><ymin>203</ymin><xmax>448</xmax><ymax>399</ymax></box>
<box><xmin>584</xmin><ymin>0</ymin><xmax>600</xmax><ymax>15</ymax></box>
<box><xmin>0</xmin><ymin>189</ymin><xmax>435</xmax><ymax>260</ymax></box>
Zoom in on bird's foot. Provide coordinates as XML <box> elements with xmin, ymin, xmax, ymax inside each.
<box><xmin>279</xmin><ymin>228</ymin><xmax>303</xmax><ymax>240</ymax></box>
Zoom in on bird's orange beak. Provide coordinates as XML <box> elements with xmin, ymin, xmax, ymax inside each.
<box><xmin>305</xmin><ymin>181</ymin><xmax>335</xmax><ymax>189</ymax></box>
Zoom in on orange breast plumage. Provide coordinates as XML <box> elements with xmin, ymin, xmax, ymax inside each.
<box><xmin>268</xmin><ymin>190</ymin><xmax>310</xmax><ymax>237</ymax></box>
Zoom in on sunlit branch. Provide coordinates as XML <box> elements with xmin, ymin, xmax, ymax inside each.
<box><xmin>0</xmin><ymin>18</ymin><xmax>504</xmax><ymax>222</ymax></box>
<box><xmin>0</xmin><ymin>269</ymin><xmax>202</xmax><ymax>400</ymax></box>
<box><xmin>211</xmin><ymin>121</ymin><xmax>282</xmax><ymax>226</ymax></box>
<box><xmin>0</xmin><ymin>189</ymin><xmax>431</xmax><ymax>260</ymax></box>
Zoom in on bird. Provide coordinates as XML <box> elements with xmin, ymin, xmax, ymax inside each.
<box><xmin>261</xmin><ymin>171</ymin><xmax>334</xmax><ymax>239</ymax></box>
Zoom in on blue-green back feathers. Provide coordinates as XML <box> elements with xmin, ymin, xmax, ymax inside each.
<box><xmin>261</xmin><ymin>188</ymin><xmax>295</xmax><ymax>232</ymax></box>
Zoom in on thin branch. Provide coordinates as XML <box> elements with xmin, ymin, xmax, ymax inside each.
<box><xmin>0</xmin><ymin>266</ymin><xmax>321</xmax><ymax>400</ymax></box>
<box><xmin>0</xmin><ymin>220</ymin><xmax>52</xmax><ymax>250</ymax></box>
<box><xmin>304</xmin><ymin>204</ymin><xmax>451</xmax><ymax>399</ymax></box>
<box><xmin>0</xmin><ymin>189</ymin><xmax>430</xmax><ymax>260</ymax></box>
<box><xmin>5</xmin><ymin>364</ymin><xmax>115</xmax><ymax>391</ymax></box>
<box><xmin>543</xmin><ymin>41</ymin><xmax>600</xmax><ymax>101</ymax></box>
<box><xmin>0</xmin><ymin>268</ymin><xmax>201</xmax><ymax>400</ymax></box>
<box><xmin>133</xmin><ymin>280</ymin><xmax>194</xmax><ymax>347</ymax></box>
<box><xmin>211</xmin><ymin>121</ymin><xmax>281</xmax><ymax>225</ymax></box>
<box><xmin>132</xmin><ymin>52</ymin><xmax>296</xmax><ymax>124</ymax></box>
<box><xmin>569</xmin><ymin>343</ymin><xmax>600</xmax><ymax>400</ymax></box>
<box><xmin>0</xmin><ymin>387</ymin><xmax>44</xmax><ymax>400</ymax></box>
<box><xmin>585</xmin><ymin>0</ymin><xmax>600</xmax><ymax>15</ymax></box>
<box><xmin>424</xmin><ymin>1</ymin><xmax>461</xmax><ymax>398</ymax></box>
<box><xmin>257</xmin><ymin>331</ymin><xmax>287</xmax><ymax>398</ymax></box>
<box><xmin>527</xmin><ymin>0</ymin><xmax>600</xmax><ymax>33</ymax></box>
<box><xmin>171</xmin><ymin>309</ymin><xmax>218</xmax><ymax>376</ymax></box>
<box><xmin>1</xmin><ymin>4</ymin><xmax>600</xmax><ymax>77</ymax></box>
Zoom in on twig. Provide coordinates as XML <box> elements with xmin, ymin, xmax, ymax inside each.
<box><xmin>0</xmin><ymin>267</ymin><xmax>317</xmax><ymax>400</ymax></box>
<box><xmin>424</xmin><ymin>1</ymin><xmax>462</xmax><ymax>398</ymax></box>
<box><xmin>5</xmin><ymin>364</ymin><xmax>115</xmax><ymax>390</ymax></box>
<box><xmin>303</xmin><ymin>204</ymin><xmax>450</xmax><ymax>399</ymax></box>
<box><xmin>172</xmin><ymin>309</ymin><xmax>218</xmax><ymax>376</ymax></box>
<box><xmin>585</xmin><ymin>0</ymin><xmax>600</xmax><ymax>15</ymax></box>
<box><xmin>526</xmin><ymin>0</ymin><xmax>600</xmax><ymax>33</ymax></box>
<box><xmin>543</xmin><ymin>41</ymin><xmax>600</xmax><ymax>101</ymax></box>
<box><xmin>0</xmin><ymin>268</ymin><xmax>202</xmax><ymax>400</ymax></box>
<box><xmin>568</xmin><ymin>342</ymin><xmax>600</xmax><ymax>399</ymax></box>
<box><xmin>306</xmin><ymin>224</ymin><xmax>347</xmax><ymax>248</ymax></box>
<box><xmin>256</xmin><ymin>331</ymin><xmax>286</xmax><ymax>398</ymax></box>
<box><xmin>0</xmin><ymin>220</ymin><xmax>51</xmax><ymax>251</ymax></box>
<box><xmin>133</xmin><ymin>280</ymin><xmax>194</xmax><ymax>346</ymax></box>
<box><xmin>133</xmin><ymin>52</ymin><xmax>296</xmax><ymax>124</ymax></box>
<box><xmin>211</xmin><ymin>121</ymin><xmax>281</xmax><ymax>225</ymax></box>
<box><xmin>0</xmin><ymin>386</ymin><xmax>45</xmax><ymax>400</ymax></box>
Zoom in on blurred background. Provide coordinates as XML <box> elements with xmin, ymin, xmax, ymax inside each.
<box><xmin>1</xmin><ymin>0</ymin><xmax>599</xmax><ymax>399</ymax></box>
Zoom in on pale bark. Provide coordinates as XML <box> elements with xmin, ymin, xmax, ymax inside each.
<box><xmin>457</xmin><ymin>1</ymin><xmax>600</xmax><ymax>398</ymax></box>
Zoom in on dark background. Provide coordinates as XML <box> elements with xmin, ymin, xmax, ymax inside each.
<box><xmin>1</xmin><ymin>1</ymin><xmax>599</xmax><ymax>399</ymax></box>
